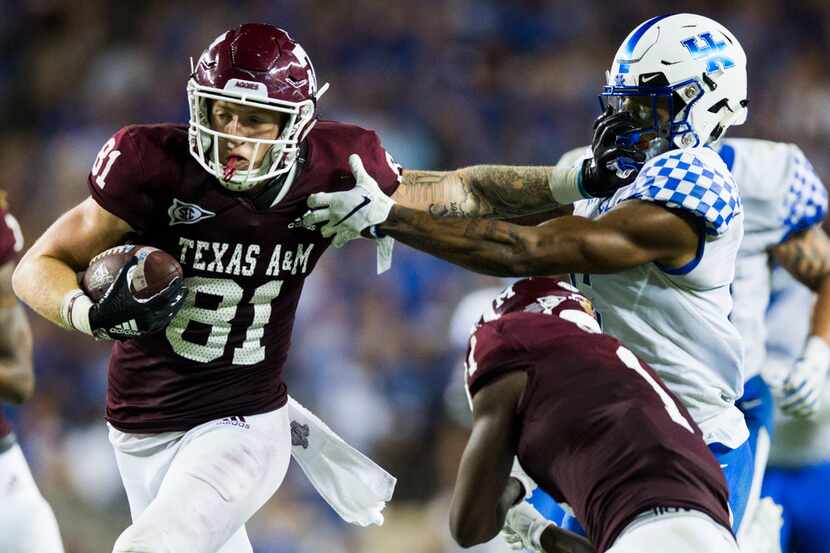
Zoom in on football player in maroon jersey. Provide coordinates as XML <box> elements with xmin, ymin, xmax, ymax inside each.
<box><xmin>450</xmin><ymin>278</ymin><xmax>737</xmax><ymax>553</ymax></box>
<box><xmin>12</xmin><ymin>24</ymin><xmax>402</xmax><ymax>553</ymax></box>
<box><xmin>0</xmin><ymin>201</ymin><xmax>64</xmax><ymax>552</ymax></box>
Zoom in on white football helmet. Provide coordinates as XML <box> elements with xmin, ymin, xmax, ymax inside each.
<box><xmin>601</xmin><ymin>14</ymin><xmax>748</xmax><ymax>158</ymax></box>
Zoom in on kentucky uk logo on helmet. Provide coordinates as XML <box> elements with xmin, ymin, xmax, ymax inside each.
<box><xmin>601</xmin><ymin>14</ymin><xmax>748</xmax><ymax>160</ymax></box>
<box><xmin>681</xmin><ymin>32</ymin><xmax>736</xmax><ymax>73</ymax></box>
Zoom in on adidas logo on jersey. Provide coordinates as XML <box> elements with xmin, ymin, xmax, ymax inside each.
<box><xmin>218</xmin><ymin>415</ymin><xmax>250</xmax><ymax>429</ymax></box>
<box><xmin>168</xmin><ymin>199</ymin><xmax>217</xmax><ymax>226</ymax></box>
<box><xmin>110</xmin><ymin>320</ymin><xmax>141</xmax><ymax>336</ymax></box>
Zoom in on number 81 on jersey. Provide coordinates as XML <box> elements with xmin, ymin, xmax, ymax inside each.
<box><xmin>166</xmin><ymin>276</ymin><xmax>283</xmax><ymax>365</ymax></box>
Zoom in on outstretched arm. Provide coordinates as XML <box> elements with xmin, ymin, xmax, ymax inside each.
<box><xmin>394</xmin><ymin>167</ymin><xmax>567</xmax><ymax>221</ymax></box>
<box><xmin>305</xmin><ymin>148</ymin><xmax>654</xmax><ymax>262</ymax></box>
<box><xmin>378</xmin><ymin>200</ymin><xmax>700</xmax><ymax>277</ymax></box>
<box><xmin>393</xmin><ymin>114</ymin><xmax>644</xmax><ymax>222</ymax></box>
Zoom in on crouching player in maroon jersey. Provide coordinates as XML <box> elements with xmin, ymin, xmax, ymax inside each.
<box><xmin>450</xmin><ymin>278</ymin><xmax>738</xmax><ymax>553</ymax></box>
<box><xmin>0</xmin><ymin>202</ymin><xmax>65</xmax><ymax>552</ymax></box>
<box><xmin>12</xmin><ymin>24</ymin><xmax>401</xmax><ymax>553</ymax></box>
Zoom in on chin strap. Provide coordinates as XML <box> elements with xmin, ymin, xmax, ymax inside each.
<box><xmin>315</xmin><ymin>82</ymin><xmax>330</xmax><ymax>101</ymax></box>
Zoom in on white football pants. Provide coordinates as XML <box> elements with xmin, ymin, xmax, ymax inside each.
<box><xmin>607</xmin><ymin>510</ymin><xmax>739</xmax><ymax>553</ymax></box>
<box><xmin>110</xmin><ymin>407</ymin><xmax>291</xmax><ymax>553</ymax></box>
<box><xmin>0</xmin><ymin>442</ymin><xmax>65</xmax><ymax>553</ymax></box>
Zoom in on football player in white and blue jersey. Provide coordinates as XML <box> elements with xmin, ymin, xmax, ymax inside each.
<box><xmin>762</xmin><ymin>268</ymin><xmax>830</xmax><ymax>553</ymax></box>
<box><xmin>305</xmin><ymin>12</ymin><xmax>756</xmax><ymax>537</ymax></box>
<box><xmin>721</xmin><ymin>140</ymin><xmax>829</xmax><ymax>545</ymax></box>
<box><xmin>723</xmin><ymin>138</ymin><xmax>830</xmax><ymax>422</ymax></box>
<box><xmin>723</xmin><ymin>138</ymin><xmax>830</xmax><ymax>553</ymax></box>
<box><xmin>554</xmin><ymin>137</ymin><xmax>829</xmax><ymax>551</ymax></box>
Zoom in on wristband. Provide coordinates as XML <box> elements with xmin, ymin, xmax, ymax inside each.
<box><xmin>367</xmin><ymin>224</ymin><xmax>387</xmax><ymax>239</ymax></box>
<box><xmin>60</xmin><ymin>289</ymin><xmax>94</xmax><ymax>336</ymax></box>
<box><xmin>547</xmin><ymin>167</ymin><xmax>586</xmax><ymax>205</ymax></box>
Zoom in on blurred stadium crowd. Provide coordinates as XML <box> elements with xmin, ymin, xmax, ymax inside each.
<box><xmin>2</xmin><ymin>0</ymin><xmax>830</xmax><ymax>551</ymax></box>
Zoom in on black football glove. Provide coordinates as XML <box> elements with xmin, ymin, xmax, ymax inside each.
<box><xmin>579</xmin><ymin>108</ymin><xmax>647</xmax><ymax>197</ymax></box>
<box><xmin>89</xmin><ymin>258</ymin><xmax>188</xmax><ymax>341</ymax></box>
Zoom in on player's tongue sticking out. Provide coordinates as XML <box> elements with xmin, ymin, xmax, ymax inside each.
<box><xmin>224</xmin><ymin>156</ymin><xmax>240</xmax><ymax>180</ymax></box>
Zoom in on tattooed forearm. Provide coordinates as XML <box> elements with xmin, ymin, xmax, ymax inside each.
<box><xmin>395</xmin><ymin>166</ymin><xmax>561</xmax><ymax>221</ymax></box>
<box><xmin>773</xmin><ymin>225</ymin><xmax>830</xmax><ymax>343</ymax></box>
<box><xmin>465</xmin><ymin>165</ymin><xmax>558</xmax><ymax>217</ymax></box>
<box><xmin>380</xmin><ymin>205</ymin><xmax>535</xmax><ymax>277</ymax></box>
<box><xmin>395</xmin><ymin>170</ymin><xmax>488</xmax><ymax>219</ymax></box>
<box><xmin>380</xmin><ymin>199</ymin><xmax>691</xmax><ymax>279</ymax></box>
<box><xmin>772</xmin><ymin>226</ymin><xmax>830</xmax><ymax>290</ymax></box>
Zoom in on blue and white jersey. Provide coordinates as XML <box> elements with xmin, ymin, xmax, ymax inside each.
<box><xmin>558</xmin><ymin>146</ymin><xmax>747</xmax><ymax>445</ymax></box>
<box><xmin>721</xmin><ymin>138</ymin><xmax>828</xmax><ymax>378</ymax></box>
<box><xmin>764</xmin><ymin>268</ymin><xmax>830</xmax><ymax>466</ymax></box>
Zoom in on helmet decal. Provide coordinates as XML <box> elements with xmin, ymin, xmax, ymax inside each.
<box><xmin>680</xmin><ymin>33</ymin><xmax>736</xmax><ymax>73</ymax></box>
<box><xmin>621</xmin><ymin>14</ymin><xmax>670</xmax><ymax>60</ymax></box>
<box><xmin>290</xmin><ymin>43</ymin><xmax>318</xmax><ymax>96</ymax></box>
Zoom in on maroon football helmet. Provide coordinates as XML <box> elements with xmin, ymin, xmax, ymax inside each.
<box><xmin>187</xmin><ymin>24</ymin><xmax>328</xmax><ymax>191</ymax></box>
<box><xmin>476</xmin><ymin>278</ymin><xmax>600</xmax><ymax>331</ymax></box>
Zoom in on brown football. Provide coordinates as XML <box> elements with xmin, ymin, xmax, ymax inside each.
<box><xmin>81</xmin><ymin>245</ymin><xmax>183</xmax><ymax>302</ymax></box>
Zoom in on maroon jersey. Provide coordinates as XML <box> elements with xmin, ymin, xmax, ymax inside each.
<box><xmin>0</xmin><ymin>205</ymin><xmax>23</xmax><ymax>440</ymax></box>
<box><xmin>465</xmin><ymin>278</ymin><xmax>731</xmax><ymax>553</ymax></box>
<box><xmin>88</xmin><ymin>121</ymin><xmax>401</xmax><ymax>432</ymax></box>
